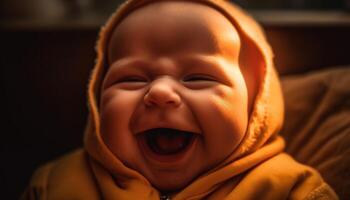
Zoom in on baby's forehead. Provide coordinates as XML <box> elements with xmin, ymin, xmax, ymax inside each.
<box><xmin>107</xmin><ymin>1</ymin><xmax>241</xmax><ymax>63</ymax></box>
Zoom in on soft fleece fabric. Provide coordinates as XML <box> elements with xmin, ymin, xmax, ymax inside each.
<box><xmin>22</xmin><ymin>0</ymin><xmax>338</xmax><ymax>199</ymax></box>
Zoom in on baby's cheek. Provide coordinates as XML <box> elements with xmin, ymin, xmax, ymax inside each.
<box><xmin>208</xmin><ymin>92</ymin><xmax>248</xmax><ymax>145</ymax></box>
<box><xmin>100</xmin><ymin>91</ymin><xmax>133</xmax><ymax>132</ymax></box>
<box><xmin>183</xmin><ymin>87</ymin><xmax>248</xmax><ymax>164</ymax></box>
<box><xmin>99</xmin><ymin>89</ymin><xmax>144</xmax><ymax>165</ymax></box>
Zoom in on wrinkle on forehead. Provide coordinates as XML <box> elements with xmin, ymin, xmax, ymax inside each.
<box><xmin>107</xmin><ymin>1</ymin><xmax>241</xmax><ymax>64</ymax></box>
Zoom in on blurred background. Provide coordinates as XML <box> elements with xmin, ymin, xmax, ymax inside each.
<box><xmin>1</xmin><ymin>0</ymin><xmax>350</xmax><ymax>199</ymax></box>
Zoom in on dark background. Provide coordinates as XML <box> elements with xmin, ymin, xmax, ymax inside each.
<box><xmin>1</xmin><ymin>0</ymin><xmax>350</xmax><ymax>199</ymax></box>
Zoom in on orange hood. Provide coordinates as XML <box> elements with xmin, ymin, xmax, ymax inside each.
<box><xmin>84</xmin><ymin>0</ymin><xmax>284</xmax><ymax>199</ymax></box>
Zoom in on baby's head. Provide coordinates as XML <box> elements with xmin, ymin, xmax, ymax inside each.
<box><xmin>99</xmin><ymin>1</ymin><xmax>258</xmax><ymax>192</ymax></box>
<box><xmin>86</xmin><ymin>0</ymin><xmax>282</xmax><ymax>194</ymax></box>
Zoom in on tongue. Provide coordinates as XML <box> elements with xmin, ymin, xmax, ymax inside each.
<box><xmin>146</xmin><ymin>129</ymin><xmax>193</xmax><ymax>155</ymax></box>
<box><xmin>154</xmin><ymin>133</ymin><xmax>188</xmax><ymax>154</ymax></box>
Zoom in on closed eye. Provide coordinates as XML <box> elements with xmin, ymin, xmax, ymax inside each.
<box><xmin>182</xmin><ymin>74</ymin><xmax>218</xmax><ymax>89</ymax></box>
<box><xmin>183</xmin><ymin>74</ymin><xmax>216</xmax><ymax>82</ymax></box>
<box><xmin>110</xmin><ymin>76</ymin><xmax>148</xmax><ymax>90</ymax></box>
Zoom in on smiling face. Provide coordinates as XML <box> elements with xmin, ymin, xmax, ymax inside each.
<box><xmin>99</xmin><ymin>1</ymin><xmax>255</xmax><ymax>192</ymax></box>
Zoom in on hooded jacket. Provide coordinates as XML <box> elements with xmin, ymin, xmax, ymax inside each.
<box><xmin>22</xmin><ymin>0</ymin><xmax>338</xmax><ymax>199</ymax></box>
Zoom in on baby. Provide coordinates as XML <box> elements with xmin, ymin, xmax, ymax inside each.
<box><xmin>23</xmin><ymin>0</ymin><xmax>338</xmax><ymax>199</ymax></box>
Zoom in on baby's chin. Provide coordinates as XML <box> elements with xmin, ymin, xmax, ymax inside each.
<box><xmin>142</xmin><ymin>161</ymin><xmax>213</xmax><ymax>193</ymax></box>
<box><xmin>147</xmin><ymin>171</ymin><xmax>196</xmax><ymax>193</ymax></box>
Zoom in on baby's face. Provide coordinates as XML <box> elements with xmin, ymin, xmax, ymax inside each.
<box><xmin>100</xmin><ymin>1</ymin><xmax>253</xmax><ymax>192</ymax></box>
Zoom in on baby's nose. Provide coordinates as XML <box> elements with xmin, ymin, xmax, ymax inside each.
<box><xmin>144</xmin><ymin>79</ymin><xmax>181</xmax><ymax>108</ymax></box>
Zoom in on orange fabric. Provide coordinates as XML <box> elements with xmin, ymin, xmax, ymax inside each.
<box><xmin>22</xmin><ymin>0</ymin><xmax>338</xmax><ymax>199</ymax></box>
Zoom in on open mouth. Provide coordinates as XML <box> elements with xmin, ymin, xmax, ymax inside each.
<box><xmin>140</xmin><ymin>128</ymin><xmax>196</xmax><ymax>156</ymax></box>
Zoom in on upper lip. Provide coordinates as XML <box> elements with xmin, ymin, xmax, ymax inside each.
<box><xmin>134</xmin><ymin>123</ymin><xmax>200</xmax><ymax>135</ymax></box>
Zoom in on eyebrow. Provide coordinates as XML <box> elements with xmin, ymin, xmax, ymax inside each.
<box><xmin>179</xmin><ymin>54</ymin><xmax>225</xmax><ymax>69</ymax></box>
<box><xmin>180</xmin><ymin>54</ymin><xmax>236</xmax><ymax>72</ymax></box>
<box><xmin>110</xmin><ymin>54</ymin><xmax>229</xmax><ymax>68</ymax></box>
<box><xmin>108</xmin><ymin>58</ymin><xmax>148</xmax><ymax>71</ymax></box>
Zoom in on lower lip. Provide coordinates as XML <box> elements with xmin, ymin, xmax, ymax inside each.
<box><xmin>138</xmin><ymin>134</ymin><xmax>197</xmax><ymax>163</ymax></box>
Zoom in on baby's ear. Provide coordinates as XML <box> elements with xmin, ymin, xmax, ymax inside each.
<box><xmin>239</xmin><ymin>34</ymin><xmax>264</xmax><ymax>112</ymax></box>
